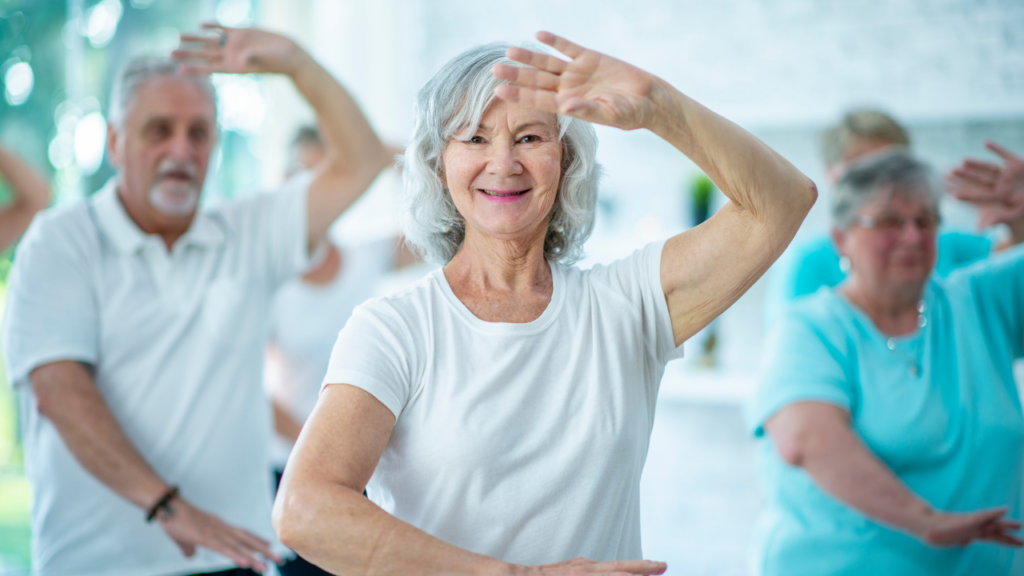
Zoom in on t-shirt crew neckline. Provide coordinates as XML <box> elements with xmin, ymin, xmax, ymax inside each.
<box><xmin>434</xmin><ymin>260</ymin><xmax>566</xmax><ymax>336</ymax></box>
<box><xmin>831</xmin><ymin>283</ymin><xmax>933</xmax><ymax>345</ymax></box>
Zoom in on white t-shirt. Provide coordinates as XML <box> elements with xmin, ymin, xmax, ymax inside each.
<box><xmin>2</xmin><ymin>176</ymin><xmax>312</xmax><ymax>576</ymax></box>
<box><xmin>266</xmin><ymin>237</ymin><xmax>397</xmax><ymax>467</ymax></box>
<box><xmin>322</xmin><ymin>241</ymin><xmax>683</xmax><ymax>565</ymax></box>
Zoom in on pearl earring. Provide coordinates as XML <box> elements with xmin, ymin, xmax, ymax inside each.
<box><xmin>839</xmin><ymin>255</ymin><xmax>851</xmax><ymax>274</ymax></box>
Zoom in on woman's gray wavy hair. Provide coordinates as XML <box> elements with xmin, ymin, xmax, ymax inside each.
<box><xmin>832</xmin><ymin>149</ymin><xmax>942</xmax><ymax>230</ymax></box>
<box><xmin>402</xmin><ymin>42</ymin><xmax>601</xmax><ymax>265</ymax></box>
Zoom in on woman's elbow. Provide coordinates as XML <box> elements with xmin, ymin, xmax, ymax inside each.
<box><xmin>272</xmin><ymin>481</ymin><xmax>317</xmax><ymax>551</ymax></box>
<box><xmin>799</xmin><ymin>178</ymin><xmax>818</xmax><ymax>214</ymax></box>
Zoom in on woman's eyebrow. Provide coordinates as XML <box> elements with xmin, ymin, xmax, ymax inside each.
<box><xmin>514</xmin><ymin>121</ymin><xmax>553</xmax><ymax>133</ymax></box>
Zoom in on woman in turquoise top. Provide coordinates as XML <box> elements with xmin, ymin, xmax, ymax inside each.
<box><xmin>749</xmin><ymin>149</ymin><xmax>1024</xmax><ymax>575</ymax></box>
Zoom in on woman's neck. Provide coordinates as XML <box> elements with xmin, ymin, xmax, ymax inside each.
<box><xmin>840</xmin><ymin>277</ymin><xmax>924</xmax><ymax>336</ymax></box>
<box><xmin>443</xmin><ymin>225</ymin><xmax>553</xmax><ymax>323</ymax></box>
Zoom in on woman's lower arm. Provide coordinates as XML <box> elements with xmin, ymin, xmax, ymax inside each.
<box><xmin>767</xmin><ymin>404</ymin><xmax>933</xmax><ymax>537</ymax></box>
<box><xmin>274</xmin><ymin>475</ymin><xmax>508</xmax><ymax>576</ymax></box>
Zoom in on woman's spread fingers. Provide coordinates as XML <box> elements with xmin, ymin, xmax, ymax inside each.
<box><xmin>961</xmin><ymin>159</ymin><xmax>1001</xmax><ymax>175</ymax></box>
<box><xmin>986</xmin><ymin>140</ymin><xmax>1019</xmax><ymax>161</ymax></box>
<box><xmin>996</xmin><ymin>520</ymin><xmax>1023</xmax><ymax>530</ymax></box>
<box><xmin>494</xmin><ymin>84</ymin><xmax>559</xmax><ymax>113</ymax></box>
<box><xmin>980</xmin><ymin>532</ymin><xmax>1024</xmax><ymax>547</ymax></box>
<box><xmin>492</xmin><ymin>64</ymin><xmax>560</xmax><ymax>90</ymax></box>
<box><xmin>536</xmin><ymin>31</ymin><xmax>585</xmax><ymax>58</ymax></box>
<box><xmin>952</xmin><ymin>166</ymin><xmax>998</xmax><ymax>186</ymax></box>
<box><xmin>506</xmin><ymin>46</ymin><xmax>569</xmax><ymax>74</ymax></box>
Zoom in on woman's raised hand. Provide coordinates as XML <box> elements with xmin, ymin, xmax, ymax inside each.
<box><xmin>513</xmin><ymin>558</ymin><xmax>667</xmax><ymax>576</ymax></box>
<box><xmin>918</xmin><ymin>507</ymin><xmax>1023</xmax><ymax>548</ymax></box>
<box><xmin>946</xmin><ymin>141</ymin><xmax>1024</xmax><ymax>228</ymax></box>
<box><xmin>172</xmin><ymin>24</ymin><xmax>309</xmax><ymax>77</ymax></box>
<box><xmin>492</xmin><ymin>32</ymin><xmax>659</xmax><ymax>131</ymax></box>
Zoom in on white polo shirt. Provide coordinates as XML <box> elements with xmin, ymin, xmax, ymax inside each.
<box><xmin>2</xmin><ymin>175</ymin><xmax>313</xmax><ymax>576</ymax></box>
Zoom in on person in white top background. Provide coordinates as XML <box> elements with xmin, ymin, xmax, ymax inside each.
<box><xmin>265</xmin><ymin>125</ymin><xmax>418</xmax><ymax>497</ymax></box>
<box><xmin>272</xmin><ymin>32</ymin><xmax>817</xmax><ymax>574</ymax></box>
<box><xmin>1</xmin><ymin>24</ymin><xmax>389</xmax><ymax>576</ymax></box>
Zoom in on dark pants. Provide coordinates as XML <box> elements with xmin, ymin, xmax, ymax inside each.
<box><xmin>186</xmin><ymin>552</ymin><xmax>331</xmax><ymax>576</ymax></box>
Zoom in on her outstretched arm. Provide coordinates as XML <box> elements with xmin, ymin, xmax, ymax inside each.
<box><xmin>766</xmin><ymin>402</ymin><xmax>1022</xmax><ymax>548</ymax></box>
<box><xmin>493</xmin><ymin>32</ymin><xmax>817</xmax><ymax>345</ymax></box>
<box><xmin>0</xmin><ymin>145</ymin><xmax>50</xmax><ymax>251</ymax></box>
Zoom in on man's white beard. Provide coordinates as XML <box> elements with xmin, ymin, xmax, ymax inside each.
<box><xmin>149</xmin><ymin>181</ymin><xmax>199</xmax><ymax>217</ymax></box>
<box><xmin>148</xmin><ymin>160</ymin><xmax>200</xmax><ymax>217</ymax></box>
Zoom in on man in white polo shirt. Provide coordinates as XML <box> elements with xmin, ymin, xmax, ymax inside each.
<box><xmin>1</xmin><ymin>25</ymin><xmax>389</xmax><ymax>576</ymax></box>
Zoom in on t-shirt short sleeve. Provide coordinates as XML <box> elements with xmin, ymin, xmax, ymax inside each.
<box><xmin>219</xmin><ymin>171</ymin><xmax>316</xmax><ymax>289</ymax></box>
<box><xmin>587</xmin><ymin>240</ymin><xmax>684</xmax><ymax>366</ymax></box>
<box><xmin>320</xmin><ymin>299</ymin><xmax>419</xmax><ymax>419</ymax></box>
<box><xmin>747</xmin><ymin>299</ymin><xmax>855</xmax><ymax>437</ymax></box>
<box><xmin>2</xmin><ymin>212</ymin><xmax>99</xmax><ymax>387</ymax></box>
<box><xmin>960</xmin><ymin>244</ymin><xmax>1024</xmax><ymax>359</ymax></box>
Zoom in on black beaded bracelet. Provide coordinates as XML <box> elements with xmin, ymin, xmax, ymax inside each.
<box><xmin>146</xmin><ymin>486</ymin><xmax>179</xmax><ymax>523</ymax></box>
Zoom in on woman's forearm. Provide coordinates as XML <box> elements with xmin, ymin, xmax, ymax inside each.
<box><xmin>797</xmin><ymin>422</ymin><xmax>934</xmax><ymax>535</ymax></box>
<box><xmin>767</xmin><ymin>404</ymin><xmax>933</xmax><ymax>536</ymax></box>
<box><xmin>274</xmin><ymin>475</ymin><xmax>508</xmax><ymax>576</ymax></box>
<box><xmin>646</xmin><ymin>78</ymin><xmax>815</xmax><ymax>234</ymax></box>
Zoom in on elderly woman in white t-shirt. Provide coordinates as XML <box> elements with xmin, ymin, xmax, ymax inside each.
<box><xmin>273</xmin><ymin>32</ymin><xmax>817</xmax><ymax>574</ymax></box>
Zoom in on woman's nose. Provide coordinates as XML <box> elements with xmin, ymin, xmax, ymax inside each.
<box><xmin>487</xmin><ymin>142</ymin><xmax>522</xmax><ymax>175</ymax></box>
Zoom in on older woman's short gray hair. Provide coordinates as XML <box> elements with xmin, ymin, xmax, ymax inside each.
<box><xmin>832</xmin><ymin>149</ymin><xmax>942</xmax><ymax>230</ymax></box>
<box><xmin>402</xmin><ymin>42</ymin><xmax>601</xmax><ymax>265</ymax></box>
<box><xmin>109</xmin><ymin>56</ymin><xmax>217</xmax><ymax>129</ymax></box>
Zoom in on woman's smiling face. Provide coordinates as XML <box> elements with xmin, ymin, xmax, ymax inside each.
<box><xmin>441</xmin><ymin>98</ymin><xmax>563</xmax><ymax>246</ymax></box>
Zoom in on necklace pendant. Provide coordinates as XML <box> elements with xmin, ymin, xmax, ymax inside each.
<box><xmin>909</xmin><ymin>363</ymin><xmax>919</xmax><ymax>378</ymax></box>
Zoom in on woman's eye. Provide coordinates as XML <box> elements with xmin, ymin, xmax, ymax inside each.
<box><xmin>469</xmin><ymin>136</ymin><xmax>484</xmax><ymax>144</ymax></box>
<box><xmin>520</xmin><ymin>135</ymin><xmax>539</xmax><ymax>143</ymax></box>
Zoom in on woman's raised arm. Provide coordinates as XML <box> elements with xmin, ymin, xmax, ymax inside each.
<box><xmin>765</xmin><ymin>402</ymin><xmax>1022</xmax><ymax>548</ymax></box>
<box><xmin>274</xmin><ymin>384</ymin><xmax>668</xmax><ymax>576</ymax></box>
<box><xmin>493</xmin><ymin>32</ymin><xmax>817</xmax><ymax>345</ymax></box>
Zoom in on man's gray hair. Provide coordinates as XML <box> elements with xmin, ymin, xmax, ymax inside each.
<box><xmin>402</xmin><ymin>42</ymin><xmax>601</xmax><ymax>265</ymax></box>
<box><xmin>108</xmin><ymin>56</ymin><xmax>217</xmax><ymax>129</ymax></box>
<box><xmin>832</xmin><ymin>149</ymin><xmax>942</xmax><ymax>230</ymax></box>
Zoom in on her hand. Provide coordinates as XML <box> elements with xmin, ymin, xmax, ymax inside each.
<box><xmin>946</xmin><ymin>141</ymin><xmax>1024</xmax><ymax>228</ymax></box>
<box><xmin>492</xmin><ymin>32</ymin><xmax>659</xmax><ymax>131</ymax></box>
<box><xmin>511</xmin><ymin>558</ymin><xmax>667</xmax><ymax>575</ymax></box>
<box><xmin>172</xmin><ymin>24</ymin><xmax>310</xmax><ymax>77</ymax></box>
<box><xmin>917</xmin><ymin>507</ymin><xmax>1023</xmax><ymax>548</ymax></box>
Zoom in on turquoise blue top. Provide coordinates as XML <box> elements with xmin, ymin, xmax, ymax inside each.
<box><xmin>748</xmin><ymin>245</ymin><xmax>1024</xmax><ymax>576</ymax></box>
<box><xmin>784</xmin><ymin>232</ymin><xmax>992</xmax><ymax>300</ymax></box>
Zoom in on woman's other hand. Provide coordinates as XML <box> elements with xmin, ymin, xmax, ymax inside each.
<box><xmin>946</xmin><ymin>141</ymin><xmax>1024</xmax><ymax>229</ymax></box>
<box><xmin>916</xmin><ymin>507</ymin><xmax>1023</xmax><ymax>548</ymax></box>
<box><xmin>173</xmin><ymin>24</ymin><xmax>310</xmax><ymax>77</ymax></box>
<box><xmin>491</xmin><ymin>32</ymin><xmax>658</xmax><ymax>131</ymax></box>
<box><xmin>511</xmin><ymin>558</ymin><xmax>667</xmax><ymax>575</ymax></box>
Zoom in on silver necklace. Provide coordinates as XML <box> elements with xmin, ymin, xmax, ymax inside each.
<box><xmin>885</xmin><ymin>300</ymin><xmax>927</xmax><ymax>378</ymax></box>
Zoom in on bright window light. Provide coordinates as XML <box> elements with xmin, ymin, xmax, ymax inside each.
<box><xmin>4</xmin><ymin>61</ymin><xmax>34</xmax><ymax>105</ymax></box>
<box><xmin>75</xmin><ymin>112</ymin><xmax>108</xmax><ymax>175</ymax></box>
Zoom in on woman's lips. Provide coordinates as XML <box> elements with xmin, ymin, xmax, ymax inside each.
<box><xmin>479</xmin><ymin>188</ymin><xmax>530</xmax><ymax>203</ymax></box>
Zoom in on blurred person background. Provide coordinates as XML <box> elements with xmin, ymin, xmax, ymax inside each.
<box><xmin>0</xmin><ymin>1</ymin><xmax>1022</xmax><ymax>574</ymax></box>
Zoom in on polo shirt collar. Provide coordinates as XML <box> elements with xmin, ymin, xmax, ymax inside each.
<box><xmin>92</xmin><ymin>178</ymin><xmax>226</xmax><ymax>254</ymax></box>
